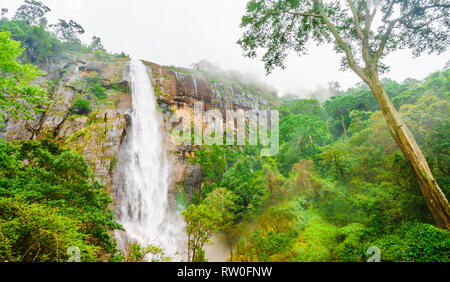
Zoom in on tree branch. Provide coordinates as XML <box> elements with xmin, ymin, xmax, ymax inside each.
<box><xmin>362</xmin><ymin>1</ymin><xmax>377</xmax><ymax>69</ymax></box>
<box><xmin>383</xmin><ymin>4</ymin><xmax>450</xmax><ymax>24</ymax></box>
<box><xmin>346</xmin><ymin>0</ymin><xmax>365</xmax><ymax>42</ymax></box>
<box><xmin>365</xmin><ymin>1</ymin><xmax>377</xmax><ymax>38</ymax></box>
<box><xmin>381</xmin><ymin>0</ymin><xmax>396</xmax><ymax>23</ymax></box>
<box><xmin>285</xmin><ymin>11</ymin><xmax>322</xmax><ymax>18</ymax></box>
<box><xmin>376</xmin><ymin>3</ymin><xmax>448</xmax><ymax>63</ymax></box>
<box><xmin>314</xmin><ymin>0</ymin><xmax>372</xmax><ymax>85</ymax></box>
<box><xmin>374</xmin><ymin>20</ymin><xmax>396</xmax><ymax>62</ymax></box>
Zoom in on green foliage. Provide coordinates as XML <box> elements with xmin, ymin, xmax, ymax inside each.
<box><xmin>426</xmin><ymin>120</ymin><xmax>450</xmax><ymax>191</ymax></box>
<box><xmin>89</xmin><ymin>35</ymin><xmax>105</xmax><ymax>51</ymax></box>
<box><xmin>0</xmin><ymin>196</ymin><xmax>98</xmax><ymax>262</ymax></box>
<box><xmin>393</xmin><ymin>70</ymin><xmax>450</xmax><ymax>108</ymax></box>
<box><xmin>13</xmin><ymin>0</ymin><xmax>50</xmax><ymax>26</ymax></box>
<box><xmin>279</xmin><ymin>99</ymin><xmax>326</xmax><ymax>119</ymax></box>
<box><xmin>0</xmin><ymin>139</ymin><xmax>122</xmax><ymax>261</ymax></box>
<box><xmin>371</xmin><ymin>222</ymin><xmax>450</xmax><ymax>262</ymax></box>
<box><xmin>0</xmin><ymin>2</ymin><xmax>93</xmax><ymax>63</ymax></box>
<box><xmin>125</xmin><ymin>243</ymin><xmax>171</xmax><ymax>262</ymax></box>
<box><xmin>237</xmin><ymin>229</ymin><xmax>296</xmax><ymax>262</ymax></box>
<box><xmin>294</xmin><ymin>215</ymin><xmax>339</xmax><ymax>262</ymax></box>
<box><xmin>323</xmin><ymin>86</ymin><xmax>377</xmax><ymax>138</ymax></box>
<box><xmin>334</xmin><ymin>223</ymin><xmax>367</xmax><ymax>262</ymax></box>
<box><xmin>93</xmin><ymin>49</ymin><xmax>111</xmax><ymax>62</ymax></box>
<box><xmin>400</xmin><ymin>95</ymin><xmax>449</xmax><ymax>145</ymax></box>
<box><xmin>321</xmin><ymin>75</ymin><xmax>440</xmax><ymax>139</ymax></box>
<box><xmin>0</xmin><ymin>18</ymin><xmax>61</xmax><ymax>64</ymax></box>
<box><xmin>0</xmin><ymin>31</ymin><xmax>48</xmax><ymax>124</ymax></box>
<box><xmin>89</xmin><ymin>81</ymin><xmax>107</xmax><ymax>100</ymax></box>
<box><xmin>221</xmin><ymin>158</ymin><xmax>268</xmax><ymax>217</ymax></box>
<box><xmin>3</xmin><ymin>0</ymin><xmax>446</xmax><ymax>262</ymax></box>
<box><xmin>50</xmin><ymin>19</ymin><xmax>84</xmax><ymax>44</ymax></box>
<box><xmin>238</xmin><ymin>0</ymin><xmax>449</xmax><ymax>74</ymax></box>
<box><xmin>195</xmin><ymin>145</ymin><xmax>228</xmax><ymax>188</ymax></box>
<box><xmin>204</xmin><ymin>188</ymin><xmax>237</xmax><ymax>229</ymax></box>
<box><xmin>183</xmin><ymin>204</ymin><xmax>222</xmax><ymax>262</ymax></box>
<box><xmin>277</xmin><ymin>113</ymin><xmax>331</xmax><ymax>175</ymax></box>
<box><xmin>188</xmin><ymin>68</ymin><xmax>450</xmax><ymax>262</ymax></box>
<box><xmin>259</xmin><ymin>206</ymin><xmax>296</xmax><ymax>234</ymax></box>
<box><xmin>71</xmin><ymin>98</ymin><xmax>90</xmax><ymax>115</ymax></box>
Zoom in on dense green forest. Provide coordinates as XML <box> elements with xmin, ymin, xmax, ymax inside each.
<box><xmin>185</xmin><ymin>69</ymin><xmax>450</xmax><ymax>262</ymax></box>
<box><xmin>0</xmin><ymin>1</ymin><xmax>127</xmax><ymax>262</ymax></box>
<box><xmin>0</xmin><ymin>0</ymin><xmax>449</xmax><ymax>262</ymax></box>
<box><xmin>0</xmin><ymin>138</ymin><xmax>124</xmax><ymax>261</ymax></box>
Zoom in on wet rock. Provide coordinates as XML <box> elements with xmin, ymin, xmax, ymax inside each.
<box><xmin>184</xmin><ymin>163</ymin><xmax>203</xmax><ymax>202</ymax></box>
<box><xmin>142</xmin><ymin>60</ymin><xmax>277</xmax><ymax>115</ymax></box>
<box><xmin>61</xmin><ymin>110</ymin><xmax>129</xmax><ymax>186</ymax></box>
<box><xmin>3</xmin><ymin>55</ymin><xmax>131</xmax><ymax>189</ymax></box>
<box><xmin>2</xmin><ymin>55</ymin><xmax>277</xmax><ymax>203</ymax></box>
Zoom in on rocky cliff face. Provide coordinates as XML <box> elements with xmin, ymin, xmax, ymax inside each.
<box><xmin>2</xmin><ymin>55</ymin><xmax>278</xmax><ymax>198</ymax></box>
<box><xmin>142</xmin><ymin>60</ymin><xmax>277</xmax><ymax>114</ymax></box>
<box><xmin>2</xmin><ymin>54</ymin><xmax>131</xmax><ymax>190</ymax></box>
<box><xmin>141</xmin><ymin>60</ymin><xmax>278</xmax><ymax>198</ymax></box>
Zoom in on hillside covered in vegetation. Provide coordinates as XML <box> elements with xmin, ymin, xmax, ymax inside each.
<box><xmin>188</xmin><ymin>69</ymin><xmax>450</xmax><ymax>262</ymax></box>
<box><xmin>0</xmin><ymin>0</ymin><xmax>449</xmax><ymax>262</ymax></box>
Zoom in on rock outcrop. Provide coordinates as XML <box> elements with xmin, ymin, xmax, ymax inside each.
<box><xmin>2</xmin><ymin>55</ymin><xmax>279</xmax><ymax>199</ymax></box>
<box><xmin>139</xmin><ymin>60</ymin><xmax>279</xmax><ymax>198</ymax></box>
<box><xmin>3</xmin><ymin>55</ymin><xmax>131</xmax><ymax>189</ymax></box>
<box><xmin>142</xmin><ymin>60</ymin><xmax>278</xmax><ymax>114</ymax></box>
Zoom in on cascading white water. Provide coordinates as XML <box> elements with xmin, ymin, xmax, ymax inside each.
<box><xmin>191</xmin><ymin>74</ymin><xmax>198</xmax><ymax>98</ymax></box>
<box><xmin>114</xmin><ymin>58</ymin><xmax>185</xmax><ymax>261</ymax></box>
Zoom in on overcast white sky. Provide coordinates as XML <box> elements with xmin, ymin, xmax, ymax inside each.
<box><xmin>2</xmin><ymin>0</ymin><xmax>449</xmax><ymax>96</ymax></box>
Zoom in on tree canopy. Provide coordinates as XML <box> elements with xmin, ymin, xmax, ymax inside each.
<box><xmin>238</xmin><ymin>0</ymin><xmax>450</xmax><ymax>229</ymax></box>
<box><xmin>50</xmin><ymin>19</ymin><xmax>85</xmax><ymax>43</ymax></box>
<box><xmin>0</xmin><ymin>139</ymin><xmax>122</xmax><ymax>261</ymax></box>
<box><xmin>239</xmin><ymin>0</ymin><xmax>449</xmax><ymax>77</ymax></box>
<box><xmin>13</xmin><ymin>0</ymin><xmax>50</xmax><ymax>26</ymax></box>
<box><xmin>0</xmin><ymin>31</ymin><xmax>48</xmax><ymax>124</ymax></box>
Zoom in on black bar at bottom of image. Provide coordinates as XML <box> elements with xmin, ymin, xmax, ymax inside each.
<box><xmin>0</xmin><ymin>262</ymin><xmax>444</xmax><ymax>281</ymax></box>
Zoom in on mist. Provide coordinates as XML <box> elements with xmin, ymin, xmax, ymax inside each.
<box><xmin>1</xmin><ymin>0</ymin><xmax>449</xmax><ymax>97</ymax></box>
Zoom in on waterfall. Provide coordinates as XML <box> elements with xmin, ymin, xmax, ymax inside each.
<box><xmin>229</xmin><ymin>85</ymin><xmax>234</xmax><ymax>96</ymax></box>
<box><xmin>113</xmin><ymin>58</ymin><xmax>185</xmax><ymax>261</ymax></box>
<box><xmin>191</xmin><ymin>74</ymin><xmax>198</xmax><ymax>99</ymax></box>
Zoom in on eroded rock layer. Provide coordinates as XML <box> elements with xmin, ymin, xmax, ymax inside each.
<box><xmin>2</xmin><ymin>56</ymin><xmax>278</xmax><ymax>197</ymax></box>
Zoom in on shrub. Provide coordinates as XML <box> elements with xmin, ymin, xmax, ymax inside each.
<box><xmin>94</xmin><ymin>49</ymin><xmax>110</xmax><ymax>62</ymax></box>
<box><xmin>125</xmin><ymin>243</ymin><xmax>171</xmax><ymax>262</ymax></box>
<box><xmin>0</xmin><ymin>139</ymin><xmax>122</xmax><ymax>261</ymax></box>
<box><xmin>89</xmin><ymin>82</ymin><xmax>107</xmax><ymax>100</ymax></box>
<box><xmin>72</xmin><ymin>98</ymin><xmax>90</xmax><ymax>115</ymax></box>
<box><xmin>335</xmin><ymin>223</ymin><xmax>368</xmax><ymax>262</ymax></box>
<box><xmin>372</xmin><ymin>222</ymin><xmax>450</xmax><ymax>262</ymax></box>
<box><xmin>0</xmin><ymin>196</ymin><xmax>99</xmax><ymax>262</ymax></box>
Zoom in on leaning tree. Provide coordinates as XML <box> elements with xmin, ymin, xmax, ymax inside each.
<box><xmin>238</xmin><ymin>0</ymin><xmax>450</xmax><ymax>229</ymax></box>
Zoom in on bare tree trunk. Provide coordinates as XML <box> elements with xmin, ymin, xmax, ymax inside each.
<box><xmin>341</xmin><ymin>118</ymin><xmax>348</xmax><ymax>137</ymax></box>
<box><xmin>228</xmin><ymin>239</ymin><xmax>233</xmax><ymax>262</ymax></box>
<box><xmin>369</xmin><ymin>79</ymin><xmax>450</xmax><ymax>229</ymax></box>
